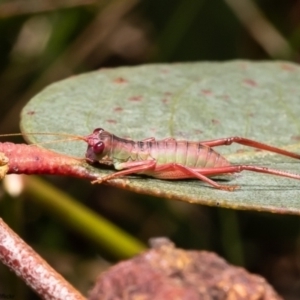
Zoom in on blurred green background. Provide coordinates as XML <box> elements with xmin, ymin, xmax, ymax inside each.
<box><xmin>1</xmin><ymin>0</ymin><xmax>300</xmax><ymax>299</ymax></box>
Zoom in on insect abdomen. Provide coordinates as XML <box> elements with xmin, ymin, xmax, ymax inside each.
<box><xmin>148</xmin><ymin>140</ymin><xmax>230</xmax><ymax>168</ymax></box>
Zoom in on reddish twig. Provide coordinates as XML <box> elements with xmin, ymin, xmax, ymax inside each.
<box><xmin>0</xmin><ymin>217</ymin><xmax>86</xmax><ymax>300</ymax></box>
<box><xmin>0</xmin><ymin>142</ymin><xmax>98</xmax><ymax>180</ymax></box>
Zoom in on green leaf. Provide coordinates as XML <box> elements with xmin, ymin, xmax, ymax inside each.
<box><xmin>20</xmin><ymin>61</ymin><xmax>300</xmax><ymax>214</ymax></box>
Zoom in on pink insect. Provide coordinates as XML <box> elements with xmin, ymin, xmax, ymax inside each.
<box><xmin>2</xmin><ymin>129</ymin><xmax>300</xmax><ymax>191</ymax></box>
<box><xmin>85</xmin><ymin>128</ymin><xmax>300</xmax><ymax>191</ymax></box>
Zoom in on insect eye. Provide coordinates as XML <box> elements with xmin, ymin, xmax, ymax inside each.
<box><xmin>93</xmin><ymin>128</ymin><xmax>104</xmax><ymax>134</ymax></box>
<box><xmin>93</xmin><ymin>141</ymin><xmax>105</xmax><ymax>154</ymax></box>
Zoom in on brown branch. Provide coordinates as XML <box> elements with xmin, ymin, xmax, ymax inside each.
<box><xmin>0</xmin><ymin>0</ymin><xmax>140</xmax><ymax>132</ymax></box>
<box><xmin>0</xmin><ymin>0</ymin><xmax>98</xmax><ymax>18</ymax></box>
<box><xmin>225</xmin><ymin>0</ymin><xmax>295</xmax><ymax>59</ymax></box>
<box><xmin>0</xmin><ymin>217</ymin><xmax>86</xmax><ymax>300</ymax></box>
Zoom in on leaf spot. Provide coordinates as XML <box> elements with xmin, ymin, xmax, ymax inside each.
<box><xmin>107</xmin><ymin>119</ymin><xmax>117</xmax><ymax>124</ymax></box>
<box><xmin>211</xmin><ymin>119</ymin><xmax>220</xmax><ymax>125</ymax></box>
<box><xmin>160</xmin><ymin>68</ymin><xmax>170</xmax><ymax>74</ymax></box>
<box><xmin>243</xmin><ymin>78</ymin><xmax>257</xmax><ymax>87</ymax></box>
<box><xmin>113</xmin><ymin>77</ymin><xmax>128</xmax><ymax>84</ymax></box>
<box><xmin>128</xmin><ymin>95</ymin><xmax>143</xmax><ymax>102</ymax></box>
<box><xmin>281</xmin><ymin>64</ymin><xmax>296</xmax><ymax>72</ymax></box>
<box><xmin>291</xmin><ymin>135</ymin><xmax>300</xmax><ymax>141</ymax></box>
<box><xmin>201</xmin><ymin>89</ymin><xmax>213</xmax><ymax>96</ymax></box>
<box><xmin>114</xmin><ymin>106</ymin><xmax>123</xmax><ymax>112</ymax></box>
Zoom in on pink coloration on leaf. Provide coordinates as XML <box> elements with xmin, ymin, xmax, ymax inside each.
<box><xmin>281</xmin><ymin>64</ymin><xmax>296</xmax><ymax>72</ymax></box>
<box><xmin>160</xmin><ymin>68</ymin><xmax>170</xmax><ymax>74</ymax></box>
<box><xmin>114</xmin><ymin>106</ymin><xmax>123</xmax><ymax>112</ymax></box>
<box><xmin>201</xmin><ymin>89</ymin><xmax>213</xmax><ymax>96</ymax></box>
<box><xmin>106</xmin><ymin>119</ymin><xmax>117</xmax><ymax>124</ymax></box>
<box><xmin>243</xmin><ymin>78</ymin><xmax>257</xmax><ymax>87</ymax></box>
<box><xmin>128</xmin><ymin>95</ymin><xmax>143</xmax><ymax>102</ymax></box>
<box><xmin>113</xmin><ymin>77</ymin><xmax>128</xmax><ymax>84</ymax></box>
<box><xmin>291</xmin><ymin>135</ymin><xmax>300</xmax><ymax>141</ymax></box>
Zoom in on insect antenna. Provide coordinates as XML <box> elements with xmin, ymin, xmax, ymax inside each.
<box><xmin>0</xmin><ymin>132</ymin><xmax>87</xmax><ymax>142</ymax></box>
<box><xmin>0</xmin><ymin>132</ymin><xmax>87</xmax><ymax>160</ymax></box>
<box><xmin>27</xmin><ymin>137</ymin><xmax>86</xmax><ymax>145</ymax></box>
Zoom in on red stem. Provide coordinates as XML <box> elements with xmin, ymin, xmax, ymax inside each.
<box><xmin>0</xmin><ymin>142</ymin><xmax>97</xmax><ymax>180</ymax></box>
<box><xmin>0</xmin><ymin>218</ymin><xmax>86</xmax><ymax>299</ymax></box>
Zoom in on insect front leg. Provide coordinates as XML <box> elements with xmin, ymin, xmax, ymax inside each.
<box><xmin>92</xmin><ymin>160</ymin><xmax>156</xmax><ymax>184</ymax></box>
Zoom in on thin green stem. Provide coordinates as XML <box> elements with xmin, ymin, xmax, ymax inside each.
<box><xmin>23</xmin><ymin>176</ymin><xmax>146</xmax><ymax>258</ymax></box>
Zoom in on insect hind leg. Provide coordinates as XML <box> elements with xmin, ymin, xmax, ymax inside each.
<box><xmin>199</xmin><ymin>165</ymin><xmax>300</xmax><ymax>181</ymax></box>
<box><xmin>200</xmin><ymin>137</ymin><xmax>300</xmax><ymax>160</ymax></box>
<box><xmin>172</xmin><ymin>164</ymin><xmax>300</xmax><ymax>190</ymax></box>
<box><xmin>162</xmin><ymin>164</ymin><xmax>239</xmax><ymax>191</ymax></box>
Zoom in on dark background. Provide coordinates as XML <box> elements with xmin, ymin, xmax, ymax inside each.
<box><xmin>1</xmin><ymin>1</ymin><xmax>300</xmax><ymax>299</ymax></box>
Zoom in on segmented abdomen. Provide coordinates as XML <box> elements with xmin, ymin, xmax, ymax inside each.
<box><xmin>145</xmin><ymin>139</ymin><xmax>230</xmax><ymax>168</ymax></box>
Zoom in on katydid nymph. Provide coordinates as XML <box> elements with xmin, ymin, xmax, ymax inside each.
<box><xmin>2</xmin><ymin>128</ymin><xmax>300</xmax><ymax>191</ymax></box>
<box><xmin>86</xmin><ymin>128</ymin><xmax>300</xmax><ymax>191</ymax></box>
